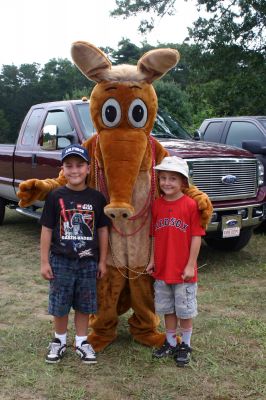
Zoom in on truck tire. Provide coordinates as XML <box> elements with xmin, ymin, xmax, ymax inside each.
<box><xmin>254</xmin><ymin>220</ymin><xmax>266</xmax><ymax>233</ymax></box>
<box><xmin>0</xmin><ymin>198</ymin><xmax>6</xmax><ymax>225</ymax></box>
<box><xmin>204</xmin><ymin>228</ymin><xmax>253</xmax><ymax>252</ymax></box>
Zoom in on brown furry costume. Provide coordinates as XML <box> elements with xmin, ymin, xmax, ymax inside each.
<box><xmin>18</xmin><ymin>42</ymin><xmax>213</xmax><ymax>351</ymax></box>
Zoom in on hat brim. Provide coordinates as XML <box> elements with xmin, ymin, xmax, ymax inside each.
<box><xmin>62</xmin><ymin>152</ymin><xmax>90</xmax><ymax>163</ymax></box>
<box><xmin>154</xmin><ymin>165</ymin><xmax>188</xmax><ymax>179</ymax></box>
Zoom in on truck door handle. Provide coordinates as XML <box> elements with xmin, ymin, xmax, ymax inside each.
<box><xmin>32</xmin><ymin>154</ymin><xmax>37</xmax><ymax>167</ymax></box>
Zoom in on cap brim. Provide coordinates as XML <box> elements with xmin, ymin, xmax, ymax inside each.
<box><xmin>62</xmin><ymin>153</ymin><xmax>89</xmax><ymax>162</ymax></box>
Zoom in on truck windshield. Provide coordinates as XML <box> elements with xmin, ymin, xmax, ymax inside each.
<box><xmin>75</xmin><ymin>103</ymin><xmax>191</xmax><ymax>140</ymax></box>
<box><xmin>259</xmin><ymin>118</ymin><xmax>266</xmax><ymax>129</ymax></box>
<box><xmin>75</xmin><ymin>103</ymin><xmax>96</xmax><ymax>139</ymax></box>
<box><xmin>152</xmin><ymin>110</ymin><xmax>191</xmax><ymax>140</ymax></box>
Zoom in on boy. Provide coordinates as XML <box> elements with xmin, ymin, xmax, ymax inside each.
<box><xmin>146</xmin><ymin>156</ymin><xmax>205</xmax><ymax>367</ymax></box>
<box><xmin>40</xmin><ymin>144</ymin><xmax>110</xmax><ymax>364</ymax></box>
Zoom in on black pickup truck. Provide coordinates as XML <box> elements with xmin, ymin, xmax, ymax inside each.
<box><xmin>194</xmin><ymin>116</ymin><xmax>266</xmax><ymax>185</ymax></box>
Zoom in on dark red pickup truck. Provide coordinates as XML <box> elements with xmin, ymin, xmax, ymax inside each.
<box><xmin>0</xmin><ymin>99</ymin><xmax>265</xmax><ymax>251</ymax></box>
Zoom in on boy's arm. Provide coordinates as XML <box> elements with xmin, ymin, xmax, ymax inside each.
<box><xmin>97</xmin><ymin>226</ymin><xmax>108</xmax><ymax>279</ymax></box>
<box><xmin>40</xmin><ymin>226</ymin><xmax>54</xmax><ymax>280</ymax></box>
<box><xmin>182</xmin><ymin>236</ymin><xmax>202</xmax><ymax>281</ymax></box>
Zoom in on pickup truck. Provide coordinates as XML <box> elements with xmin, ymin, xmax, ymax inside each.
<box><xmin>194</xmin><ymin>116</ymin><xmax>266</xmax><ymax>185</ymax></box>
<box><xmin>0</xmin><ymin>100</ymin><xmax>265</xmax><ymax>251</ymax></box>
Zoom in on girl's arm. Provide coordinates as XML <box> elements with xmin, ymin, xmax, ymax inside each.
<box><xmin>182</xmin><ymin>236</ymin><xmax>202</xmax><ymax>281</ymax></box>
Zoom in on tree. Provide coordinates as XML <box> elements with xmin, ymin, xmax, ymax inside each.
<box><xmin>111</xmin><ymin>0</ymin><xmax>176</xmax><ymax>33</ymax></box>
<box><xmin>111</xmin><ymin>0</ymin><xmax>266</xmax><ymax>54</ymax></box>
<box><xmin>154</xmin><ymin>80</ymin><xmax>193</xmax><ymax>127</ymax></box>
<box><xmin>0</xmin><ymin>110</ymin><xmax>10</xmax><ymax>143</ymax></box>
<box><xmin>189</xmin><ymin>0</ymin><xmax>266</xmax><ymax>54</ymax></box>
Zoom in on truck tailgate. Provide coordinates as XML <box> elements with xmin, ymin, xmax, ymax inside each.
<box><xmin>0</xmin><ymin>145</ymin><xmax>16</xmax><ymax>201</ymax></box>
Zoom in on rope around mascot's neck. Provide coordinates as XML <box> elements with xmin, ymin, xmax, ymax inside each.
<box><xmin>108</xmin><ymin>236</ymin><xmax>153</xmax><ymax>280</ymax></box>
<box><xmin>94</xmin><ymin>135</ymin><xmax>156</xmax><ymax>279</ymax></box>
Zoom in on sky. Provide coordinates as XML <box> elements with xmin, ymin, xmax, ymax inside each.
<box><xmin>0</xmin><ymin>0</ymin><xmax>199</xmax><ymax>66</ymax></box>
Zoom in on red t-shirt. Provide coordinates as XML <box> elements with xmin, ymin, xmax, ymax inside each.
<box><xmin>150</xmin><ymin>195</ymin><xmax>205</xmax><ymax>284</ymax></box>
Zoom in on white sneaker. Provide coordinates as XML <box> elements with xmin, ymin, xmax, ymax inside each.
<box><xmin>46</xmin><ymin>338</ymin><xmax>66</xmax><ymax>363</ymax></box>
<box><xmin>75</xmin><ymin>340</ymin><xmax>97</xmax><ymax>364</ymax></box>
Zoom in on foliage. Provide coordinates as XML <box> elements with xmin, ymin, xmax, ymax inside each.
<box><xmin>0</xmin><ymin>59</ymin><xmax>89</xmax><ymax>143</ymax></box>
<box><xmin>189</xmin><ymin>0</ymin><xmax>266</xmax><ymax>54</ymax></box>
<box><xmin>0</xmin><ymin>109</ymin><xmax>10</xmax><ymax>143</ymax></box>
<box><xmin>111</xmin><ymin>0</ymin><xmax>176</xmax><ymax>33</ymax></box>
<box><xmin>154</xmin><ymin>80</ymin><xmax>193</xmax><ymax>127</ymax></box>
<box><xmin>111</xmin><ymin>0</ymin><xmax>266</xmax><ymax>55</ymax></box>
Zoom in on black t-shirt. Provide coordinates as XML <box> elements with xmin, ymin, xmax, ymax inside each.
<box><xmin>40</xmin><ymin>186</ymin><xmax>110</xmax><ymax>260</ymax></box>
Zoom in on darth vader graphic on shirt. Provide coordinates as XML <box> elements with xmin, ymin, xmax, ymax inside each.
<box><xmin>59</xmin><ymin>198</ymin><xmax>94</xmax><ymax>256</ymax></box>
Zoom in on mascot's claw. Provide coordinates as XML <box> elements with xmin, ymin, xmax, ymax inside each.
<box><xmin>184</xmin><ymin>185</ymin><xmax>213</xmax><ymax>228</ymax></box>
<box><xmin>17</xmin><ymin>179</ymin><xmax>56</xmax><ymax>207</ymax></box>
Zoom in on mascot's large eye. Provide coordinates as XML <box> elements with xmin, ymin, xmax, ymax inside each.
<box><xmin>128</xmin><ymin>99</ymin><xmax>148</xmax><ymax>128</ymax></box>
<box><xmin>102</xmin><ymin>98</ymin><xmax>121</xmax><ymax>127</ymax></box>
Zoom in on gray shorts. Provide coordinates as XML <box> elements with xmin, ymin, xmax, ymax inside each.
<box><xmin>154</xmin><ymin>280</ymin><xmax>198</xmax><ymax>319</ymax></box>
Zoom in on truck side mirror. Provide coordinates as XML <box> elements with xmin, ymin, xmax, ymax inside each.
<box><xmin>242</xmin><ymin>140</ymin><xmax>266</xmax><ymax>155</ymax></box>
<box><xmin>41</xmin><ymin>125</ymin><xmax>58</xmax><ymax>150</ymax></box>
<box><xmin>57</xmin><ymin>131</ymin><xmax>78</xmax><ymax>149</ymax></box>
<box><xmin>57</xmin><ymin>137</ymin><xmax>71</xmax><ymax>149</ymax></box>
<box><xmin>193</xmin><ymin>129</ymin><xmax>201</xmax><ymax>141</ymax></box>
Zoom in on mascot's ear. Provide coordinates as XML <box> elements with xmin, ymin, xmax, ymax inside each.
<box><xmin>71</xmin><ymin>41</ymin><xmax>111</xmax><ymax>82</ymax></box>
<box><xmin>138</xmin><ymin>48</ymin><xmax>180</xmax><ymax>82</ymax></box>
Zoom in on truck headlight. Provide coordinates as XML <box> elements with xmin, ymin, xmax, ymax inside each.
<box><xmin>258</xmin><ymin>160</ymin><xmax>264</xmax><ymax>186</ymax></box>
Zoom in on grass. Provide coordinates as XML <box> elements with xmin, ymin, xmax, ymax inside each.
<box><xmin>0</xmin><ymin>209</ymin><xmax>266</xmax><ymax>400</ymax></box>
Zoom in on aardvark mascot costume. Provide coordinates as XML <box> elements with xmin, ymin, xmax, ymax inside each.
<box><xmin>18</xmin><ymin>41</ymin><xmax>213</xmax><ymax>351</ymax></box>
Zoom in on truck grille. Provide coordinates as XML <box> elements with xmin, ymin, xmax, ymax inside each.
<box><xmin>188</xmin><ymin>158</ymin><xmax>257</xmax><ymax>201</ymax></box>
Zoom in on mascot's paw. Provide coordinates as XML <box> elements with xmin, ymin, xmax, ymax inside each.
<box><xmin>88</xmin><ymin>332</ymin><xmax>117</xmax><ymax>352</ymax></box>
<box><xmin>184</xmin><ymin>185</ymin><xmax>213</xmax><ymax>228</ymax></box>
<box><xmin>17</xmin><ymin>179</ymin><xmax>55</xmax><ymax>207</ymax></box>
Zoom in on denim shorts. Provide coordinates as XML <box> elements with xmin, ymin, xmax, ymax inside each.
<box><xmin>48</xmin><ymin>253</ymin><xmax>97</xmax><ymax>317</ymax></box>
<box><xmin>154</xmin><ymin>280</ymin><xmax>198</xmax><ymax>319</ymax></box>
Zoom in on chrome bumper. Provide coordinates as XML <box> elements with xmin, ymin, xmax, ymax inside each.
<box><xmin>207</xmin><ymin>203</ymin><xmax>265</xmax><ymax>232</ymax></box>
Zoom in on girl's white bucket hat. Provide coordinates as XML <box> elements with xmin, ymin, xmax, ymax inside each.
<box><xmin>154</xmin><ymin>156</ymin><xmax>189</xmax><ymax>179</ymax></box>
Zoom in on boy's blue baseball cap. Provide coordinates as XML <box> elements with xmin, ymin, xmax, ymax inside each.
<box><xmin>61</xmin><ymin>144</ymin><xmax>90</xmax><ymax>163</ymax></box>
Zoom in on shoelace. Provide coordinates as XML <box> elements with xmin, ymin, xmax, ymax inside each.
<box><xmin>48</xmin><ymin>341</ymin><xmax>61</xmax><ymax>355</ymax></box>
<box><xmin>176</xmin><ymin>345</ymin><xmax>189</xmax><ymax>358</ymax></box>
<box><xmin>81</xmin><ymin>343</ymin><xmax>95</xmax><ymax>357</ymax></box>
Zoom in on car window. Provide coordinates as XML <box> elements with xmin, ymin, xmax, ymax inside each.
<box><xmin>226</xmin><ymin>121</ymin><xmax>263</xmax><ymax>148</ymax></box>
<box><xmin>259</xmin><ymin>119</ymin><xmax>266</xmax><ymax>130</ymax></box>
<box><xmin>203</xmin><ymin>122</ymin><xmax>223</xmax><ymax>142</ymax></box>
<box><xmin>152</xmin><ymin>110</ymin><xmax>191</xmax><ymax>140</ymax></box>
<box><xmin>43</xmin><ymin>109</ymin><xmax>73</xmax><ymax>136</ymax></box>
<box><xmin>75</xmin><ymin>103</ymin><xmax>95</xmax><ymax>139</ymax></box>
<box><xmin>22</xmin><ymin>108</ymin><xmax>44</xmax><ymax>146</ymax></box>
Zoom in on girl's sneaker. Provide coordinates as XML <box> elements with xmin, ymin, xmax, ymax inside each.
<box><xmin>152</xmin><ymin>339</ymin><xmax>177</xmax><ymax>358</ymax></box>
<box><xmin>174</xmin><ymin>342</ymin><xmax>192</xmax><ymax>367</ymax></box>
<box><xmin>46</xmin><ymin>338</ymin><xmax>66</xmax><ymax>363</ymax></box>
<box><xmin>75</xmin><ymin>340</ymin><xmax>97</xmax><ymax>364</ymax></box>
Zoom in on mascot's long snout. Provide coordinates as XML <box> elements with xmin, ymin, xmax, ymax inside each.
<box><xmin>98</xmin><ymin>128</ymin><xmax>148</xmax><ymax>220</ymax></box>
